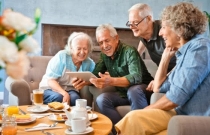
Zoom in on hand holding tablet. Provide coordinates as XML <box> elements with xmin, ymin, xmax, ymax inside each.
<box><xmin>65</xmin><ymin>71</ymin><xmax>97</xmax><ymax>82</ymax></box>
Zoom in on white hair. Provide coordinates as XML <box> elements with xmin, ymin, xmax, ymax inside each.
<box><xmin>96</xmin><ymin>23</ymin><xmax>118</xmax><ymax>39</ymax></box>
<box><xmin>128</xmin><ymin>3</ymin><xmax>153</xmax><ymax>20</ymax></box>
<box><xmin>65</xmin><ymin>32</ymin><xmax>93</xmax><ymax>55</ymax></box>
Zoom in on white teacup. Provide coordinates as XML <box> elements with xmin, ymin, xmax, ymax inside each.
<box><xmin>76</xmin><ymin>99</ymin><xmax>87</xmax><ymax>108</ymax></box>
<box><xmin>71</xmin><ymin>117</ymin><xmax>86</xmax><ymax>133</ymax></box>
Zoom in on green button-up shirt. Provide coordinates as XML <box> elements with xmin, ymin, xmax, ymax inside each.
<box><xmin>92</xmin><ymin>41</ymin><xmax>153</xmax><ymax>97</ymax></box>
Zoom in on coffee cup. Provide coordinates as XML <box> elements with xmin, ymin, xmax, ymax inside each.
<box><xmin>76</xmin><ymin>99</ymin><xmax>87</xmax><ymax>108</ymax></box>
<box><xmin>31</xmin><ymin>89</ymin><xmax>44</xmax><ymax>110</ymax></box>
<box><xmin>71</xmin><ymin>117</ymin><xmax>86</xmax><ymax>133</ymax></box>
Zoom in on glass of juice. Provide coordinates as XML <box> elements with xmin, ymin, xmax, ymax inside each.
<box><xmin>2</xmin><ymin>116</ymin><xmax>17</xmax><ymax>135</ymax></box>
<box><xmin>31</xmin><ymin>89</ymin><xmax>44</xmax><ymax>110</ymax></box>
<box><xmin>6</xmin><ymin>106</ymin><xmax>19</xmax><ymax>116</ymax></box>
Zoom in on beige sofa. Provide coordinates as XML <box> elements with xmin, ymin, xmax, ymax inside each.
<box><xmin>5</xmin><ymin>56</ymin><xmax>210</xmax><ymax>135</ymax></box>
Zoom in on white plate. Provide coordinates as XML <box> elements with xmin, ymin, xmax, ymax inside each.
<box><xmin>16</xmin><ymin>117</ymin><xmax>36</xmax><ymax>124</ymax></box>
<box><xmin>65</xmin><ymin>127</ymin><xmax>93</xmax><ymax>135</ymax></box>
<box><xmin>65</xmin><ymin>120</ymin><xmax>91</xmax><ymax>127</ymax></box>
<box><xmin>49</xmin><ymin>104</ymin><xmax>70</xmax><ymax>112</ymax></box>
<box><xmin>88</xmin><ymin>113</ymin><xmax>98</xmax><ymax>121</ymax></box>
<box><xmin>27</xmin><ymin>105</ymin><xmax>49</xmax><ymax>113</ymax></box>
<box><xmin>48</xmin><ymin>114</ymin><xmax>66</xmax><ymax>122</ymax></box>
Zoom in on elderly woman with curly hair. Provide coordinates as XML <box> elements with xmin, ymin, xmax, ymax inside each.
<box><xmin>115</xmin><ymin>2</ymin><xmax>210</xmax><ymax>135</ymax></box>
<box><xmin>39</xmin><ymin>32</ymin><xmax>95</xmax><ymax>106</ymax></box>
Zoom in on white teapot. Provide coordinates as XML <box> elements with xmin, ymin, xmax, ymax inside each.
<box><xmin>64</xmin><ymin>104</ymin><xmax>90</xmax><ymax>124</ymax></box>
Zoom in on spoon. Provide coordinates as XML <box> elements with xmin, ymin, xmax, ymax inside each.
<box><xmin>50</xmin><ymin>122</ymin><xmax>58</xmax><ymax>127</ymax></box>
<box><xmin>42</xmin><ymin>130</ymin><xmax>55</xmax><ymax>135</ymax></box>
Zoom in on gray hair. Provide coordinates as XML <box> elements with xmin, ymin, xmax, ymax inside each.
<box><xmin>128</xmin><ymin>3</ymin><xmax>153</xmax><ymax>20</ymax></box>
<box><xmin>65</xmin><ymin>32</ymin><xmax>93</xmax><ymax>55</ymax></box>
<box><xmin>96</xmin><ymin>23</ymin><xmax>118</xmax><ymax>39</ymax></box>
<box><xmin>160</xmin><ymin>2</ymin><xmax>207</xmax><ymax>40</ymax></box>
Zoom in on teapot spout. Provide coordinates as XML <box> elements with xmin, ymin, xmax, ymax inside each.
<box><xmin>63</xmin><ymin>109</ymin><xmax>72</xmax><ymax>120</ymax></box>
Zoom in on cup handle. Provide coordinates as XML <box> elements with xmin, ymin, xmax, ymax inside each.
<box><xmin>87</xmin><ymin>110</ymin><xmax>93</xmax><ymax>119</ymax></box>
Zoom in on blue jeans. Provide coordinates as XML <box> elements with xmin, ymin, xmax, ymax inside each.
<box><xmin>43</xmin><ymin>89</ymin><xmax>80</xmax><ymax>106</ymax></box>
<box><xmin>96</xmin><ymin>84</ymin><xmax>148</xmax><ymax>134</ymax></box>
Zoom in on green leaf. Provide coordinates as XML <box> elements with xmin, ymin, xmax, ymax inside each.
<box><xmin>14</xmin><ymin>32</ymin><xmax>27</xmax><ymax>49</ymax></box>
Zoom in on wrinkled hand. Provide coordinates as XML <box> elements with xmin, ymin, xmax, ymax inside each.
<box><xmin>162</xmin><ymin>47</ymin><xmax>178</xmax><ymax>60</ymax></box>
<box><xmin>62</xmin><ymin>92</ymin><xmax>70</xmax><ymax>104</ymax></box>
<box><xmin>71</xmin><ymin>77</ymin><xmax>86</xmax><ymax>90</ymax></box>
<box><xmin>146</xmin><ymin>80</ymin><xmax>154</xmax><ymax>92</ymax></box>
<box><xmin>89</xmin><ymin>72</ymin><xmax>111</xmax><ymax>89</ymax></box>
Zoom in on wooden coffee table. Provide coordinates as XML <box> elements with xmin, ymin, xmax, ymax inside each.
<box><xmin>16</xmin><ymin>106</ymin><xmax>112</xmax><ymax>135</ymax></box>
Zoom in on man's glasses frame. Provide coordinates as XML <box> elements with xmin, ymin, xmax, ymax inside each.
<box><xmin>126</xmin><ymin>16</ymin><xmax>148</xmax><ymax>28</ymax></box>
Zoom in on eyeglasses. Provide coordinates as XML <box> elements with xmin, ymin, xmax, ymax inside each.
<box><xmin>126</xmin><ymin>16</ymin><xmax>148</xmax><ymax>28</ymax></box>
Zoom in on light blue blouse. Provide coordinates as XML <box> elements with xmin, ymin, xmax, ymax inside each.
<box><xmin>39</xmin><ymin>50</ymin><xmax>95</xmax><ymax>90</ymax></box>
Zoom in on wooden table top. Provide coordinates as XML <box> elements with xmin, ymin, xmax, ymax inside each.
<box><xmin>16</xmin><ymin>106</ymin><xmax>112</xmax><ymax>135</ymax></box>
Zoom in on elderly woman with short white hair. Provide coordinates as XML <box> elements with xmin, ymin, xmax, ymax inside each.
<box><xmin>39</xmin><ymin>32</ymin><xmax>95</xmax><ymax>106</ymax></box>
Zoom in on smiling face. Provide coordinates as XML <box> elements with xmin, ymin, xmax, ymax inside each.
<box><xmin>71</xmin><ymin>37</ymin><xmax>89</xmax><ymax>62</ymax></box>
<box><xmin>159</xmin><ymin>21</ymin><xmax>181</xmax><ymax>49</ymax></box>
<box><xmin>97</xmin><ymin>30</ymin><xmax>119</xmax><ymax>58</ymax></box>
<box><xmin>128</xmin><ymin>10</ymin><xmax>150</xmax><ymax>37</ymax></box>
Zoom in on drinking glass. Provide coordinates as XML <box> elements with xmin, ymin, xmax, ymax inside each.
<box><xmin>6</xmin><ymin>106</ymin><xmax>19</xmax><ymax>116</ymax></box>
<box><xmin>2</xmin><ymin>116</ymin><xmax>17</xmax><ymax>135</ymax></box>
<box><xmin>31</xmin><ymin>89</ymin><xmax>44</xmax><ymax>109</ymax></box>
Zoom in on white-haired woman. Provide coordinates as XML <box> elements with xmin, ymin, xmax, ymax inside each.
<box><xmin>39</xmin><ymin>32</ymin><xmax>95</xmax><ymax>106</ymax></box>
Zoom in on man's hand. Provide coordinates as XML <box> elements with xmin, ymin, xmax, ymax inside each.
<box><xmin>146</xmin><ymin>80</ymin><xmax>154</xmax><ymax>91</ymax></box>
<box><xmin>89</xmin><ymin>72</ymin><xmax>112</xmax><ymax>89</ymax></box>
<box><xmin>71</xmin><ymin>78</ymin><xmax>88</xmax><ymax>90</ymax></box>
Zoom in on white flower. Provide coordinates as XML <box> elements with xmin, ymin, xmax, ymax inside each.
<box><xmin>1</xmin><ymin>9</ymin><xmax>36</xmax><ymax>32</ymax></box>
<box><xmin>6</xmin><ymin>51</ymin><xmax>30</xmax><ymax>79</ymax></box>
<box><xmin>0</xmin><ymin>36</ymin><xmax>18</xmax><ymax>65</ymax></box>
<box><xmin>19</xmin><ymin>36</ymin><xmax>41</xmax><ymax>53</ymax></box>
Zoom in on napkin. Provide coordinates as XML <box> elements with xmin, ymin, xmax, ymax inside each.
<box><xmin>30</xmin><ymin>113</ymin><xmax>52</xmax><ymax>118</ymax></box>
<box><xmin>25</xmin><ymin>123</ymin><xmax>63</xmax><ymax>132</ymax></box>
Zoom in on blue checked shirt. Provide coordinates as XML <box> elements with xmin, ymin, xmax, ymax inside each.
<box><xmin>159</xmin><ymin>34</ymin><xmax>210</xmax><ymax>116</ymax></box>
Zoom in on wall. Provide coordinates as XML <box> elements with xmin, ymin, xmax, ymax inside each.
<box><xmin>3</xmin><ymin>0</ymin><xmax>210</xmax><ymax>52</ymax></box>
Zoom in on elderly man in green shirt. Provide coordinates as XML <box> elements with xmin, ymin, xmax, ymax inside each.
<box><xmin>89</xmin><ymin>23</ymin><xmax>153</xmax><ymax>134</ymax></box>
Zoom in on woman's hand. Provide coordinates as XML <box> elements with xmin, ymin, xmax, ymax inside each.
<box><xmin>162</xmin><ymin>47</ymin><xmax>178</xmax><ymax>61</ymax></box>
<box><xmin>71</xmin><ymin>78</ymin><xmax>90</xmax><ymax>90</ymax></box>
<box><xmin>62</xmin><ymin>91</ymin><xmax>70</xmax><ymax>104</ymax></box>
<box><xmin>146</xmin><ymin>80</ymin><xmax>154</xmax><ymax>92</ymax></box>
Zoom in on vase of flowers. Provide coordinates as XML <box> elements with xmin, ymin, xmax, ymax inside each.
<box><xmin>0</xmin><ymin>8</ymin><xmax>41</xmax><ymax>80</ymax></box>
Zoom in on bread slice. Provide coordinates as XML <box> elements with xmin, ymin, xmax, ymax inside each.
<box><xmin>48</xmin><ymin>102</ymin><xmax>64</xmax><ymax>110</ymax></box>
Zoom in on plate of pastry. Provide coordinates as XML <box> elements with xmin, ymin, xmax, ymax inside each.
<box><xmin>48</xmin><ymin>102</ymin><xmax>69</xmax><ymax>112</ymax></box>
<box><xmin>48</xmin><ymin>114</ymin><xmax>67</xmax><ymax>122</ymax></box>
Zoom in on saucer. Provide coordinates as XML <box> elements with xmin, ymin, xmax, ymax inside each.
<box><xmin>88</xmin><ymin>113</ymin><xmax>98</xmax><ymax>120</ymax></box>
<box><xmin>27</xmin><ymin>105</ymin><xmax>49</xmax><ymax>113</ymax></box>
<box><xmin>65</xmin><ymin>120</ymin><xmax>91</xmax><ymax>127</ymax></box>
<box><xmin>65</xmin><ymin>127</ymin><xmax>93</xmax><ymax>135</ymax></box>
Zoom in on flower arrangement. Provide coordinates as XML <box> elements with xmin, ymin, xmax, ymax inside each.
<box><xmin>0</xmin><ymin>8</ymin><xmax>41</xmax><ymax>80</ymax></box>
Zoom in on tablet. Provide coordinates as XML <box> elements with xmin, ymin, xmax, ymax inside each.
<box><xmin>65</xmin><ymin>71</ymin><xmax>97</xmax><ymax>82</ymax></box>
